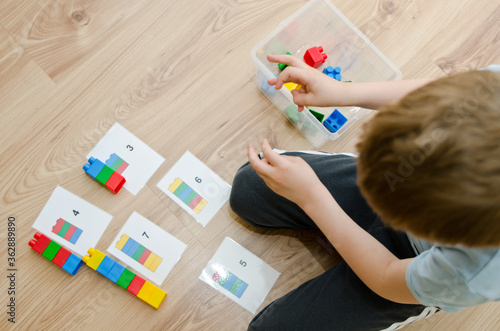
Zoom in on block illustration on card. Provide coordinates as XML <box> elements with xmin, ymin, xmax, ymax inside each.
<box><xmin>52</xmin><ymin>218</ymin><xmax>83</xmax><ymax>244</ymax></box>
<box><xmin>157</xmin><ymin>151</ymin><xmax>231</xmax><ymax>227</ymax></box>
<box><xmin>212</xmin><ymin>268</ymin><xmax>249</xmax><ymax>299</ymax></box>
<box><xmin>105</xmin><ymin>153</ymin><xmax>129</xmax><ymax>174</ymax></box>
<box><xmin>116</xmin><ymin>234</ymin><xmax>163</xmax><ymax>272</ymax></box>
<box><xmin>168</xmin><ymin>178</ymin><xmax>208</xmax><ymax>214</ymax></box>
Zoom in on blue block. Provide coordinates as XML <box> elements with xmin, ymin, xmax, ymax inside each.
<box><xmin>62</xmin><ymin>254</ymin><xmax>83</xmax><ymax>275</ymax></box>
<box><xmin>83</xmin><ymin>157</ymin><xmax>105</xmax><ymax>179</ymax></box>
<box><xmin>323</xmin><ymin>66</ymin><xmax>342</xmax><ymax>81</ymax></box>
<box><xmin>121</xmin><ymin>237</ymin><xmax>136</xmax><ymax>255</ymax></box>
<box><xmin>324</xmin><ymin>109</ymin><xmax>347</xmax><ymax>133</ymax></box>
<box><xmin>107</xmin><ymin>263</ymin><xmax>126</xmax><ymax>283</ymax></box>
<box><xmin>223</xmin><ymin>274</ymin><xmax>238</xmax><ymax>290</ymax></box>
<box><xmin>105</xmin><ymin>153</ymin><xmax>119</xmax><ymax>167</ymax></box>
<box><xmin>69</xmin><ymin>228</ymin><xmax>83</xmax><ymax>244</ymax></box>
<box><xmin>234</xmin><ymin>281</ymin><xmax>248</xmax><ymax>298</ymax></box>
<box><xmin>96</xmin><ymin>256</ymin><xmax>116</xmax><ymax>277</ymax></box>
<box><xmin>333</xmin><ymin>66</ymin><xmax>341</xmax><ymax>74</ymax></box>
<box><xmin>334</xmin><ymin>74</ymin><xmax>341</xmax><ymax>81</ymax></box>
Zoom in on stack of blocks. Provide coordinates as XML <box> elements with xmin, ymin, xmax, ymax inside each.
<box><xmin>29</xmin><ymin>232</ymin><xmax>83</xmax><ymax>275</ymax></box>
<box><xmin>83</xmin><ymin>157</ymin><xmax>126</xmax><ymax>194</ymax></box>
<box><xmin>83</xmin><ymin>248</ymin><xmax>167</xmax><ymax>309</ymax></box>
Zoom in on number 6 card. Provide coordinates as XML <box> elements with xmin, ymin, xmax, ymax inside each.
<box><xmin>157</xmin><ymin>151</ymin><xmax>231</xmax><ymax>227</ymax></box>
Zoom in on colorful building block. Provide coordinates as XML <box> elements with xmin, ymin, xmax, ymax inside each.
<box><xmin>304</xmin><ymin>46</ymin><xmax>327</xmax><ymax>68</ymax></box>
<box><xmin>324</xmin><ymin>109</ymin><xmax>348</xmax><ymax>133</ymax></box>
<box><xmin>61</xmin><ymin>253</ymin><xmax>83</xmax><ymax>275</ymax></box>
<box><xmin>82</xmin><ymin>248</ymin><xmax>106</xmax><ymax>270</ymax></box>
<box><xmin>29</xmin><ymin>232</ymin><xmax>82</xmax><ymax>275</ymax></box>
<box><xmin>107</xmin><ymin>263</ymin><xmax>126</xmax><ymax>283</ymax></box>
<box><xmin>284</xmin><ymin>82</ymin><xmax>301</xmax><ymax>91</ymax></box>
<box><xmin>309</xmin><ymin>109</ymin><xmax>325</xmax><ymax>122</ymax></box>
<box><xmin>278</xmin><ymin>52</ymin><xmax>292</xmax><ymax>70</ymax></box>
<box><xmin>117</xmin><ymin>268</ymin><xmax>136</xmax><ymax>289</ymax></box>
<box><xmin>137</xmin><ymin>281</ymin><xmax>156</xmax><ymax>301</ymax></box>
<box><xmin>41</xmin><ymin>240</ymin><xmax>61</xmax><ymax>261</ymax></box>
<box><xmin>323</xmin><ymin>66</ymin><xmax>342</xmax><ymax>81</ymax></box>
<box><xmin>52</xmin><ymin>218</ymin><xmax>83</xmax><ymax>244</ymax></box>
<box><xmin>52</xmin><ymin>247</ymin><xmax>72</xmax><ymax>267</ymax></box>
<box><xmin>84</xmin><ymin>156</ymin><xmax>126</xmax><ymax>194</ymax></box>
<box><xmin>127</xmin><ymin>275</ymin><xmax>146</xmax><ymax>296</ymax></box>
<box><xmin>147</xmin><ymin>288</ymin><xmax>167</xmax><ymax>309</ymax></box>
<box><xmin>28</xmin><ymin>232</ymin><xmax>52</xmax><ymax>254</ymax></box>
<box><xmin>96</xmin><ymin>256</ymin><xmax>116</xmax><ymax>277</ymax></box>
<box><xmin>83</xmin><ymin>157</ymin><xmax>105</xmax><ymax>179</ymax></box>
<box><xmin>260</xmin><ymin>76</ymin><xmax>276</xmax><ymax>96</ymax></box>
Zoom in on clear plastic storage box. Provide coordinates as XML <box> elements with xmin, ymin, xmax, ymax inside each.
<box><xmin>251</xmin><ymin>0</ymin><xmax>402</xmax><ymax>148</ymax></box>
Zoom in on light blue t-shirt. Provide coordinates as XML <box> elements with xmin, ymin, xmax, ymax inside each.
<box><xmin>405</xmin><ymin>64</ymin><xmax>500</xmax><ymax>313</ymax></box>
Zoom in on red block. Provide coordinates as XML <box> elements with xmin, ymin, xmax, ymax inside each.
<box><xmin>127</xmin><ymin>275</ymin><xmax>146</xmax><ymax>296</ymax></box>
<box><xmin>52</xmin><ymin>247</ymin><xmax>72</xmax><ymax>267</ymax></box>
<box><xmin>105</xmin><ymin>172</ymin><xmax>126</xmax><ymax>194</ymax></box>
<box><xmin>29</xmin><ymin>232</ymin><xmax>52</xmax><ymax>254</ymax></box>
<box><xmin>63</xmin><ymin>225</ymin><xmax>77</xmax><ymax>241</ymax></box>
<box><xmin>303</xmin><ymin>46</ymin><xmax>327</xmax><ymax>68</ymax></box>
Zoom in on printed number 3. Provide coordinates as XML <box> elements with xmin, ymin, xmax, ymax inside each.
<box><xmin>126</xmin><ymin>145</ymin><xmax>134</xmax><ymax>151</ymax></box>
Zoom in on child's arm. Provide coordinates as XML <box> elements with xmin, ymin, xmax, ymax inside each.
<box><xmin>248</xmin><ymin>139</ymin><xmax>420</xmax><ymax>304</ymax></box>
<box><xmin>268</xmin><ymin>54</ymin><xmax>433</xmax><ymax>110</ymax></box>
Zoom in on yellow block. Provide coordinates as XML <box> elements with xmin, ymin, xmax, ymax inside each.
<box><xmin>168</xmin><ymin>178</ymin><xmax>183</xmax><ymax>193</ymax></box>
<box><xmin>137</xmin><ymin>281</ymin><xmax>156</xmax><ymax>302</ymax></box>
<box><xmin>82</xmin><ymin>248</ymin><xmax>105</xmax><ymax>270</ymax></box>
<box><xmin>193</xmin><ymin>199</ymin><xmax>207</xmax><ymax>214</ymax></box>
<box><xmin>149</xmin><ymin>255</ymin><xmax>162</xmax><ymax>272</ymax></box>
<box><xmin>284</xmin><ymin>82</ymin><xmax>301</xmax><ymax>91</ymax></box>
<box><xmin>144</xmin><ymin>252</ymin><xmax>157</xmax><ymax>269</ymax></box>
<box><xmin>146</xmin><ymin>288</ymin><xmax>167</xmax><ymax>309</ymax></box>
<box><xmin>115</xmin><ymin>234</ymin><xmax>129</xmax><ymax>250</ymax></box>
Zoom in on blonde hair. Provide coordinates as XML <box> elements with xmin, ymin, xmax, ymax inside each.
<box><xmin>356</xmin><ymin>70</ymin><xmax>500</xmax><ymax>247</ymax></box>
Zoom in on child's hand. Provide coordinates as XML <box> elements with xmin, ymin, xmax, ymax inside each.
<box><xmin>247</xmin><ymin>139</ymin><xmax>328</xmax><ymax>208</ymax></box>
<box><xmin>267</xmin><ymin>54</ymin><xmax>347</xmax><ymax>111</ymax></box>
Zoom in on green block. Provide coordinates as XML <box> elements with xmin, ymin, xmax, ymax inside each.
<box><xmin>58</xmin><ymin>221</ymin><xmax>71</xmax><ymax>237</ymax></box>
<box><xmin>117</xmin><ymin>269</ymin><xmax>135</xmax><ymax>290</ymax></box>
<box><xmin>229</xmin><ymin>278</ymin><xmax>244</xmax><ymax>295</ymax></box>
<box><xmin>111</xmin><ymin>158</ymin><xmax>123</xmax><ymax>171</ymax></box>
<box><xmin>183</xmin><ymin>190</ymin><xmax>198</xmax><ymax>205</ymax></box>
<box><xmin>132</xmin><ymin>245</ymin><xmax>146</xmax><ymax>261</ymax></box>
<box><xmin>285</xmin><ymin>105</ymin><xmax>299</xmax><ymax>123</ymax></box>
<box><xmin>96</xmin><ymin>165</ymin><xmax>114</xmax><ymax>185</ymax></box>
<box><xmin>278</xmin><ymin>52</ymin><xmax>292</xmax><ymax>71</ymax></box>
<box><xmin>42</xmin><ymin>241</ymin><xmax>61</xmax><ymax>261</ymax></box>
<box><xmin>309</xmin><ymin>109</ymin><xmax>325</xmax><ymax>122</ymax></box>
<box><xmin>173</xmin><ymin>182</ymin><xmax>188</xmax><ymax>197</ymax></box>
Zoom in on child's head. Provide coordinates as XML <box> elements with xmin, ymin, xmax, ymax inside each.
<box><xmin>356</xmin><ymin>70</ymin><xmax>500</xmax><ymax>247</ymax></box>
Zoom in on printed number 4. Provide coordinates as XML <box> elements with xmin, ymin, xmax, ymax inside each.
<box><xmin>73</xmin><ymin>210</ymin><xmax>79</xmax><ymax>216</ymax></box>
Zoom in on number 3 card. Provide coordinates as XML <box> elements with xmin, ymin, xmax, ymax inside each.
<box><xmin>107</xmin><ymin>212</ymin><xmax>187</xmax><ymax>286</ymax></box>
<box><xmin>32</xmin><ymin>186</ymin><xmax>113</xmax><ymax>256</ymax></box>
<box><xmin>156</xmin><ymin>151</ymin><xmax>231</xmax><ymax>227</ymax></box>
<box><xmin>87</xmin><ymin>122</ymin><xmax>165</xmax><ymax>195</ymax></box>
<box><xmin>199</xmin><ymin>237</ymin><xmax>281</xmax><ymax>314</ymax></box>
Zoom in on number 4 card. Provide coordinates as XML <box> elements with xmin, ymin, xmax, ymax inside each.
<box><xmin>199</xmin><ymin>237</ymin><xmax>281</xmax><ymax>314</ymax></box>
<box><xmin>32</xmin><ymin>186</ymin><xmax>113</xmax><ymax>256</ymax></box>
<box><xmin>87</xmin><ymin>122</ymin><xmax>165</xmax><ymax>195</ymax></box>
<box><xmin>156</xmin><ymin>151</ymin><xmax>231</xmax><ymax>227</ymax></box>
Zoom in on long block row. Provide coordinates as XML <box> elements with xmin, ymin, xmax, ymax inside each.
<box><xmin>29</xmin><ymin>232</ymin><xmax>83</xmax><ymax>275</ymax></box>
<box><xmin>83</xmin><ymin>156</ymin><xmax>126</xmax><ymax>194</ymax></box>
<box><xmin>83</xmin><ymin>248</ymin><xmax>167</xmax><ymax>309</ymax></box>
<box><xmin>212</xmin><ymin>268</ymin><xmax>248</xmax><ymax>299</ymax></box>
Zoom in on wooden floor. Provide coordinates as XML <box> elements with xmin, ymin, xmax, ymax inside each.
<box><xmin>1</xmin><ymin>0</ymin><xmax>499</xmax><ymax>330</ymax></box>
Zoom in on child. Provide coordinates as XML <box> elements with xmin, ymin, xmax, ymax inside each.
<box><xmin>229</xmin><ymin>54</ymin><xmax>500</xmax><ymax>330</ymax></box>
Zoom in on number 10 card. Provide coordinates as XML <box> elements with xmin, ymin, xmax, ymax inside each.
<box><xmin>157</xmin><ymin>151</ymin><xmax>231</xmax><ymax>227</ymax></box>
